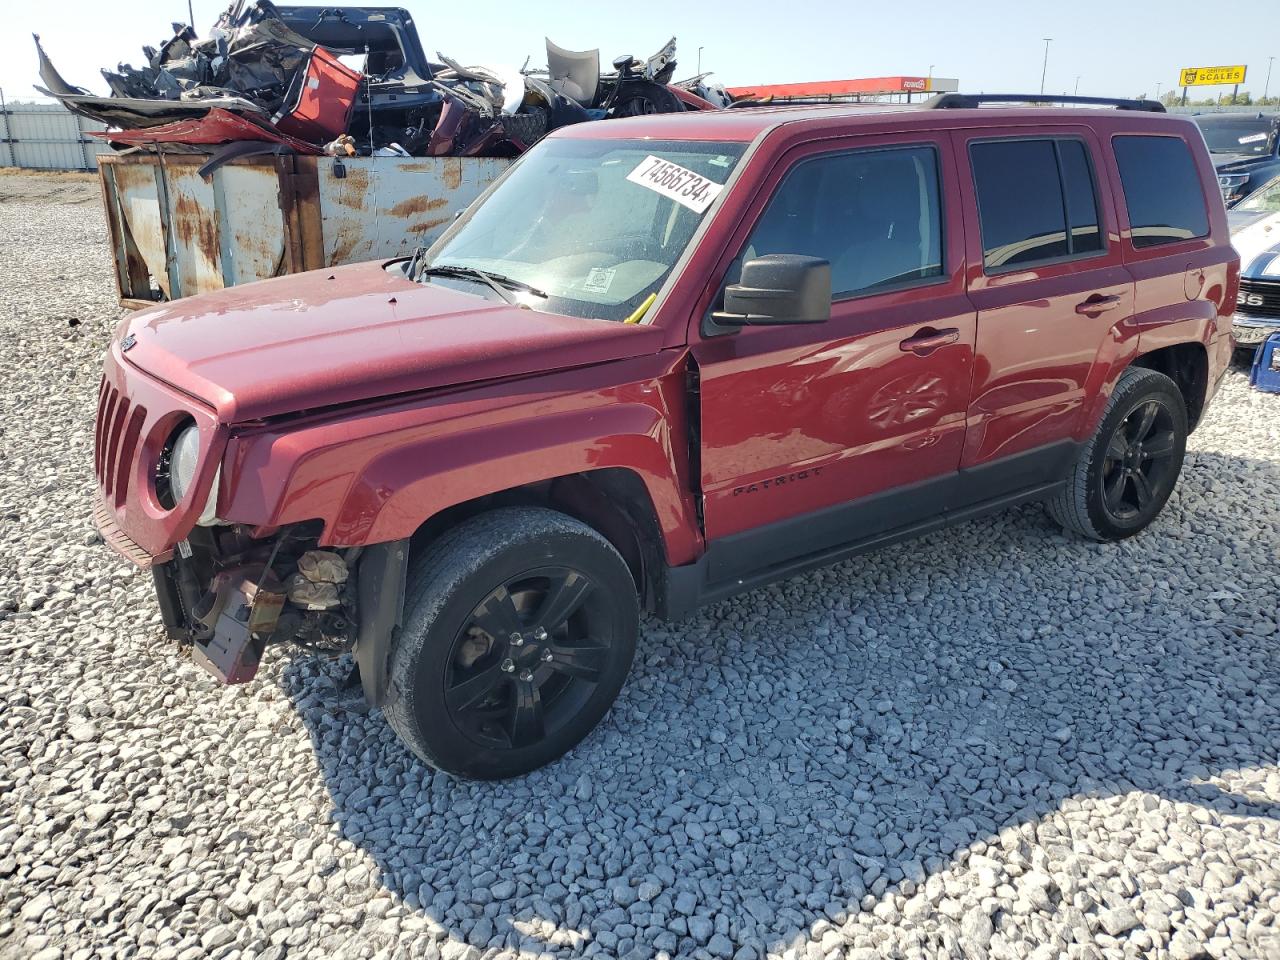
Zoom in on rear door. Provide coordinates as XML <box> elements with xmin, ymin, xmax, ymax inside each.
<box><xmin>1108</xmin><ymin>131</ymin><xmax>1220</xmax><ymax>327</ymax></box>
<box><xmin>691</xmin><ymin>132</ymin><xmax>976</xmax><ymax>578</ymax></box>
<box><xmin>954</xmin><ymin>127</ymin><xmax>1133</xmax><ymax>500</ymax></box>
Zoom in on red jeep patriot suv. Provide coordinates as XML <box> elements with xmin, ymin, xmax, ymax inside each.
<box><xmin>93</xmin><ymin>94</ymin><xmax>1238</xmax><ymax>779</ymax></box>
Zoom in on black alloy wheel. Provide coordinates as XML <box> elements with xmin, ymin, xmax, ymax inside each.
<box><xmin>444</xmin><ymin>567</ymin><xmax>615</xmax><ymax>751</ymax></box>
<box><xmin>384</xmin><ymin>507</ymin><xmax>638</xmax><ymax>779</ymax></box>
<box><xmin>1047</xmin><ymin>366</ymin><xmax>1188</xmax><ymax>541</ymax></box>
<box><xmin>1098</xmin><ymin>397</ymin><xmax>1180</xmax><ymax>523</ymax></box>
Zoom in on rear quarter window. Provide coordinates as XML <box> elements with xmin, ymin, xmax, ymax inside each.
<box><xmin>1111</xmin><ymin>135</ymin><xmax>1210</xmax><ymax>247</ymax></box>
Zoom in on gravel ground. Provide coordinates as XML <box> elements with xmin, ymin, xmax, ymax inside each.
<box><xmin>2</xmin><ymin>170</ymin><xmax>1280</xmax><ymax>960</ymax></box>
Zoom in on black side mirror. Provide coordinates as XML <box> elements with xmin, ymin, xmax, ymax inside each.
<box><xmin>709</xmin><ymin>255</ymin><xmax>831</xmax><ymax>332</ymax></box>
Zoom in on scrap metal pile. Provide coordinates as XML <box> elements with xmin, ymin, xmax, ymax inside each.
<box><xmin>34</xmin><ymin>1</ymin><xmax>731</xmax><ymax>166</ymax></box>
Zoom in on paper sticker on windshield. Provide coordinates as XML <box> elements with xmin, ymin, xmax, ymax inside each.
<box><xmin>582</xmin><ymin>266</ymin><xmax>616</xmax><ymax>294</ymax></box>
<box><xmin>627</xmin><ymin>155</ymin><xmax>725</xmax><ymax>213</ymax></box>
<box><xmin>1239</xmin><ymin>132</ymin><xmax>1268</xmax><ymax>145</ymax></box>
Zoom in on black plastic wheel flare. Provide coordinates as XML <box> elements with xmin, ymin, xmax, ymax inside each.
<box><xmin>1100</xmin><ymin>398</ymin><xmax>1178</xmax><ymax>522</ymax></box>
<box><xmin>442</xmin><ymin>567</ymin><xmax>612</xmax><ymax>750</ymax></box>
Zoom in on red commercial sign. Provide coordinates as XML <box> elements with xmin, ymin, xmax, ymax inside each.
<box><xmin>727</xmin><ymin>76</ymin><xmax>938</xmax><ymax>99</ymax></box>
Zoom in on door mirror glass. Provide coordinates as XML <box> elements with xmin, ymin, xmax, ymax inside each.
<box><xmin>711</xmin><ymin>254</ymin><xmax>831</xmax><ymax>329</ymax></box>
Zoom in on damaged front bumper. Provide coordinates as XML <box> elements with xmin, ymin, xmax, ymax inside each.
<box><xmin>149</xmin><ymin>525</ymin><xmax>407</xmax><ymax>705</ymax></box>
<box><xmin>91</xmin><ymin>340</ymin><xmax>409</xmax><ymax>701</ymax></box>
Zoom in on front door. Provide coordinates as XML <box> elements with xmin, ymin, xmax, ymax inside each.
<box><xmin>692</xmin><ymin>133</ymin><xmax>976</xmax><ymax>583</ymax></box>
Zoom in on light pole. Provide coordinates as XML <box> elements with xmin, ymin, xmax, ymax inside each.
<box><xmin>1155</xmin><ymin>81</ymin><xmax>1162</xmax><ymax>101</ymax></box>
<box><xmin>1266</xmin><ymin>56</ymin><xmax>1276</xmax><ymax>101</ymax></box>
<box><xmin>697</xmin><ymin>46</ymin><xmax>704</xmax><ymax>76</ymax></box>
<box><xmin>1074</xmin><ymin>75</ymin><xmax>1081</xmax><ymax>95</ymax></box>
<box><xmin>1040</xmin><ymin>38</ymin><xmax>1053</xmax><ymax>96</ymax></box>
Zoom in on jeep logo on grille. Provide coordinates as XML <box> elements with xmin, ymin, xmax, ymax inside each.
<box><xmin>120</xmin><ymin>333</ymin><xmax>137</xmax><ymax>352</ymax></box>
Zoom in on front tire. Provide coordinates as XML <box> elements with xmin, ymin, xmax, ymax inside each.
<box><xmin>385</xmin><ymin>507</ymin><xmax>638</xmax><ymax>779</ymax></box>
<box><xmin>1048</xmin><ymin>366</ymin><xmax>1188</xmax><ymax>541</ymax></box>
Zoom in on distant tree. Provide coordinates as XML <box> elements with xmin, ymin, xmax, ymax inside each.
<box><xmin>1154</xmin><ymin>89</ymin><xmax>1276</xmax><ymax>109</ymax></box>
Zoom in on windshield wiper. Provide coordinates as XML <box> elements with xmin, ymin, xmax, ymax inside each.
<box><xmin>419</xmin><ymin>263</ymin><xmax>547</xmax><ymax>303</ymax></box>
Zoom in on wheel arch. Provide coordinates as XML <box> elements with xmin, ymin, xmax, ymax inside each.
<box><xmin>353</xmin><ymin>468</ymin><xmax>671</xmax><ymax>709</ymax></box>
<box><xmin>405</xmin><ymin>467</ymin><xmax>669</xmax><ymax>612</ymax></box>
<box><xmin>1131</xmin><ymin>340</ymin><xmax>1210</xmax><ymax>431</ymax></box>
<box><xmin>1080</xmin><ymin>330</ymin><xmax>1210</xmax><ymax>444</ymax></box>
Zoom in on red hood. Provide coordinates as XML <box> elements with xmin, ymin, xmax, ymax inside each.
<box><xmin>122</xmin><ymin>262</ymin><xmax>666</xmax><ymax>423</ymax></box>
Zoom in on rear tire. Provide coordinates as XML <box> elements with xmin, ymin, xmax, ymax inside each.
<box><xmin>1047</xmin><ymin>366</ymin><xmax>1188</xmax><ymax>541</ymax></box>
<box><xmin>609</xmin><ymin>82</ymin><xmax>683</xmax><ymax>117</ymax></box>
<box><xmin>384</xmin><ymin>507</ymin><xmax>638</xmax><ymax>779</ymax></box>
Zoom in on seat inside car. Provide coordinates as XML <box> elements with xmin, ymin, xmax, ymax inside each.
<box><xmin>830</xmin><ymin>152</ymin><xmax>933</xmax><ymax>292</ymax></box>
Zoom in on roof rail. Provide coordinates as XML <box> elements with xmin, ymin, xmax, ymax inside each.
<box><xmin>726</xmin><ymin>96</ymin><xmax>890</xmax><ymax>108</ymax></box>
<box><xmin>922</xmin><ymin>93</ymin><xmax>1166</xmax><ymax>113</ymax></box>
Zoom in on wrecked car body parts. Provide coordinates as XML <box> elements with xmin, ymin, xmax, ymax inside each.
<box><xmin>99</xmin><ymin>108</ymin><xmax>323</xmax><ymax>156</ymax></box>
<box><xmin>36</xmin><ymin>6</ymin><xmax>359</xmax><ymax>149</ymax></box>
<box><xmin>35</xmin><ymin>4</ymin><xmax>707</xmax><ymax>161</ymax></box>
<box><xmin>40</xmin><ymin>5</ymin><xmax>725</xmax><ymax>304</ymax></box>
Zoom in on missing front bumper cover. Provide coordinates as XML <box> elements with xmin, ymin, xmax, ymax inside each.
<box><xmin>190</xmin><ymin>565</ymin><xmax>285</xmax><ymax>684</ymax></box>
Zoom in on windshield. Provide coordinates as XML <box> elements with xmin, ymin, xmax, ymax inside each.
<box><xmin>422</xmin><ymin>137</ymin><xmax>746</xmax><ymax>321</ymax></box>
<box><xmin>1236</xmin><ymin>178</ymin><xmax>1280</xmax><ymax>214</ymax></box>
<box><xmin>1195</xmin><ymin>117</ymin><xmax>1274</xmax><ymax>156</ymax></box>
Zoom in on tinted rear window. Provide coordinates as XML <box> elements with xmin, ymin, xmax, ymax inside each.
<box><xmin>970</xmin><ymin>138</ymin><xmax>1104</xmax><ymax>269</ymax></box>
<box><xmin>1112</xmin><ymin>135</ymin><xmax>1210</xmax><ymax>247</ymax></box>
<box><xmin>1058</xmin><ymin>140</ymin><xmax>1104</xmax><ymax>256</ymax></box>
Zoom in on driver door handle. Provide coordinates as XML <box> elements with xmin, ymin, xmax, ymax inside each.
<box><xmin>1075</xmin><ymin>294</ymin><xmax>1122</xmax><ymax>316</ymax></box>
<box><xmin>899</xmin><ymin>327</ymin><xmax>960</xmax><ymax>356</ymax></box>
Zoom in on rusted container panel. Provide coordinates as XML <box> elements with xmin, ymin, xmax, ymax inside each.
<box><xmin>214</xmin><ymin>165</ymin><xmax>290</xmax><ymax>286</ymax></box>
<box><xmin>104</xmin><ymin>161</ymin><xmax>171</xmax><ymax>300</ymax></box>
<box><xmin>99</xmin><ymin>153</ymin><xmax>510</xmax><ymax>307</ymax></box>
<box><xmin>316</xmin><ymin>156</ymin><xmax>506</xmax><ymax>266</ymax></box>
<box><xmin>165</xmin><ymin>165</ymin><xmax>224</xmax><ymax>297</ymax></box>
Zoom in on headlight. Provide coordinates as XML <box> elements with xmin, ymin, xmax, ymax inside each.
<box><xmin>169</xmin><ymin>423</ymin><xmax>200</xmax><ymax>504</ymax></box>
<box><xmin>159</xmin><ymin>422</ymin><xmax>221</xmax><ymax>525</ymax></box>
<box><xmin>1219</xmin><ymin>173</ymin><xmax>1249</xmax><ymax>200</ymax></box>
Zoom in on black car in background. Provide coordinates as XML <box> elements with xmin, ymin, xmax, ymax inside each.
<box><xmin>1192</xmin><ymin>113</ymin><xmax>1280</xmax><ymax>205</ymax></box>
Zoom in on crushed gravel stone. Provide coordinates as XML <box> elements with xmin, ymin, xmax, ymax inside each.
<box><xmin>1</xmin><ymin>171</ymin><xmax>1279</xmax><ymax>960</ymax></box>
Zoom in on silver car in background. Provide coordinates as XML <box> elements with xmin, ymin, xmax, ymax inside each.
<box><xmin>1230</xmin><ymin>178</ymin><xmax>1280</xmax><ymax>352</ymax></box>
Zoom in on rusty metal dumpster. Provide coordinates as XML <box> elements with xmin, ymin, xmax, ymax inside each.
<box><xmin>98</xmin><ymin>153</ymin><xmax>509</xmax><ymax>307</ymax></box>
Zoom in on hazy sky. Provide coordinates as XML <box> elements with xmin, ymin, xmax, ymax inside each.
<box><xmin>3</xmin><ymin>0</ymin><xmax>1278</xmax><ymax>104</ymax></box>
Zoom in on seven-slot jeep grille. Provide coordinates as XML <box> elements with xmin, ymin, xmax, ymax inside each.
<box><xmin>93</xmin><ymin>377</ymin><xmax>147</xmax><ymax>507</ymax></box>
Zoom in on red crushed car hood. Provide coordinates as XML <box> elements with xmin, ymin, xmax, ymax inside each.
<box><xmin>122</xmin><ymin>262</ymin><xmax>665</xmax><ymax>422</ymax></box>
